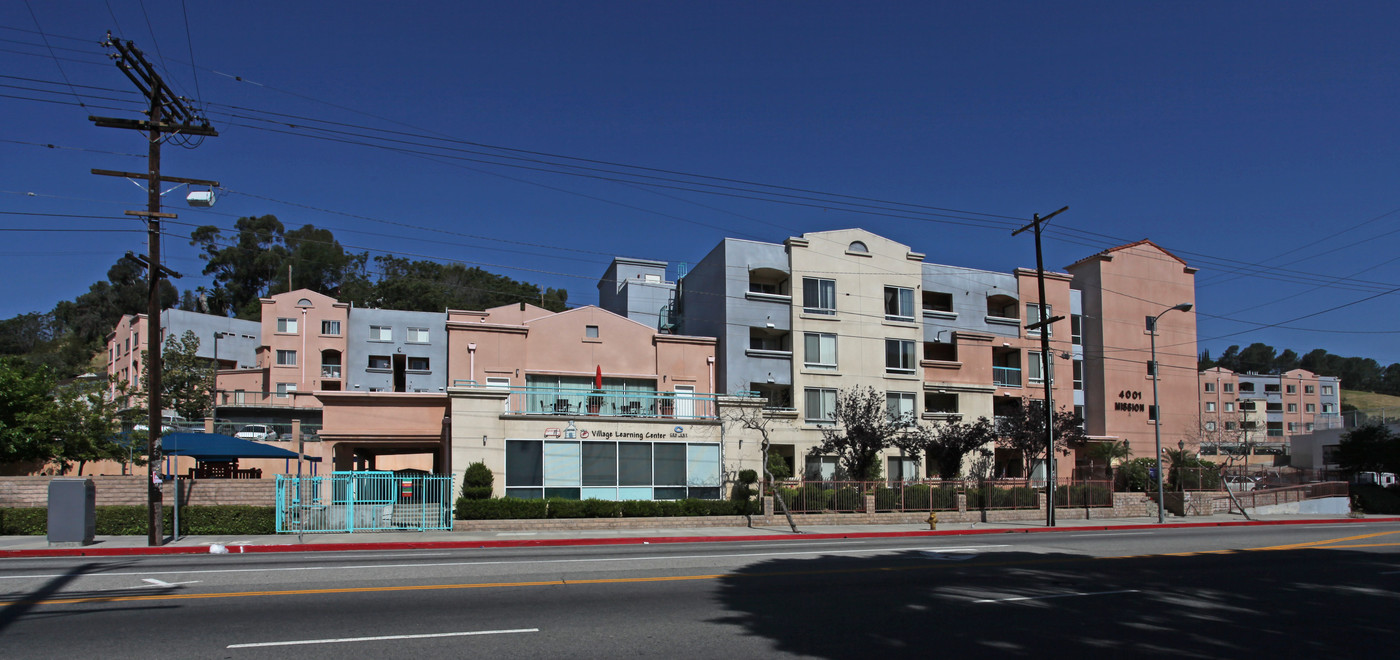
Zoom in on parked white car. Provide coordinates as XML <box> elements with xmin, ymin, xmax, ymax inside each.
<box><xmin>1224</xmin><ymin>475</ymin><xmax>1259</xmax><ymax>492</ymax></box>
<box><xmin>235</xmin><ymin>425</ymin><xmax>279</xmax><ymax>442</ymax></box>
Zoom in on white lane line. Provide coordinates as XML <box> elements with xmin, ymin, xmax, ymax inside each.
<box><xmin>227</xmin><ymin>628</ymin><xmax>539</xmax><ymax>649</ymax></box>
<box><xmin>1062</xmin><ymin>532</ymin><xmax>1154</xmax><ymax>538</ymax></box>
<box><xmin>141</xmin><ymin>578</ymin><xmax>201</xmax><ymax>587</ymax></box>
<box><xmin>0</xmin><ymin>545</ymin><xmax>1009</xmax><ymax>581</ymax></box>
<box><xmin>974</xmin><ymin>589</ymin><xmax>1140</xmax><ymax>604</ymax></box>
<box><xmin>730</xmin><ymin>541</ymin><xmax>875</xmax><ymax>549</ymax></box>
<box><xmin>495</xmin><ymin>532</ymin><xmax>539</xmax><ymax>536</ymax></box>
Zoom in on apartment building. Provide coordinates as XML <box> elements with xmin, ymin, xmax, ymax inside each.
<box><xmin>606</xmin><ymin>228</ymin><xmax>1135</xmax><ymax>482</ymax></box>
<box><xmin>1198</xmin><ymin>366</ymin><xmax>1342</xmax><ymax>466</ymax></box>
<box><xmin>105</xmin><ymin>309</ymin><xmax>259</xmax><ymax>408</ymax></box>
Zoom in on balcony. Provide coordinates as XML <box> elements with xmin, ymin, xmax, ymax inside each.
<box><xmin>993</xmin><ymin>366</ymin><xmax>1022</xmax><ymax>387</ymax></box>
<box><xmin>321</xmin><ymin>365</ymin><xmax>342</xmax><ymax>379</ymax></box>
<box><xmin>495</xmin><ymin>387</ymin><xmax>718</xmax><ymax>420</ymax></box>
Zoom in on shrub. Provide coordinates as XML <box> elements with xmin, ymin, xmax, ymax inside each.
<box><xmin>0</xmin><ymin>508</ymin><xmax>47</xmax><ymax>535</ymax></box>
<box><xmin>1115</xmin><ymin>458</ymin><xmax>1159</xmax><ymax>492</ymax></box>
<box><xmin>1055</xmin><ymin>484</ymin><xmax>1114</xmax><ymax>507</ymax></box>
<box><xmin>766</xmin><ymin>452</ymin><xmax>792</xmax><ymax>480</ymax></box>
<box><xmin>455</xmin><ymin>497</ymin><xmax>547</xmax><ymax>520</ymax></box>
<box><xmin>0</xmin><ymin>506</ymin><xmax>277</xmax><ymax>536</ymax></box>
<box><xmin>1351</xmin><ymin>485</ymin><xmax>1400</xmax><ymax>514</ymax></box>
<box><xmin>737</xmin><ymin>469</ymin><xmax>759</xmax><ymax>485</ymax></box>
<box><xmin>461</xmin><ymin>462</ymin><xmax>494</xmax><ymax>500</ymax></box>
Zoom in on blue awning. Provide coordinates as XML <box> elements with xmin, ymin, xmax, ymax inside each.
<box><xmin>162</xmin><ymin>432</ymin><xmax>321</xmax><ymax>462</ymax></box>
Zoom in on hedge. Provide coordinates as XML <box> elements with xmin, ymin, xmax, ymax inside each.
<box><xmin>1351</xmin><ymin>485</ymin><xmax>1400</xmax><ymax>514</ymax></box>
<box><xmin>454</xmin><ymin>497</ymin><xmax>755</xmax><ymax>520</ymax></box>
<box><xmin>0</xmin><ymin>506</ymin><xmax>276</xmax><ymax>536</ymax></box>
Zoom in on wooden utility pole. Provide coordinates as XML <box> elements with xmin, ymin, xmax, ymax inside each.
<box><xmin>90</xmin><ymin>33</ymin><xmax>218</xmax><ymax>546</ymax></box>
<box><xmin>1013</xmin><ymin>206</ymin><xmax>1068</xmax><ymax>527</ymax></box>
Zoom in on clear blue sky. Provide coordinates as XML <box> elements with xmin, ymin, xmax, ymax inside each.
<box><xmin>4</xmin><ymin>1</ymin><xmax>1400</xmax><ymax>368</ymax></box>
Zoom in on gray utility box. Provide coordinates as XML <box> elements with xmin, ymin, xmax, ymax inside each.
<box><xmin>47</xmin><ymin>478</ymin><xmax>96</xmax><ymax>546</ymax></box>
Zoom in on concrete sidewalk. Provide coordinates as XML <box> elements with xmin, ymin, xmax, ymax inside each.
<box><xmin>2</xmin><ymin>513</ymin><xmax>1392</xmax><ymax>559</ymax></box>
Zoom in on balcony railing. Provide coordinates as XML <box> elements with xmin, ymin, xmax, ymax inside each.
<box><xmin>487</xmin><ymin>386</ymin><xmax>718</xmax><ymax>420</ymax></box>
<box><xmin>992</xmin><ymin>366</ymin><xmax>1022</xmax><ymax>387</ymax></box>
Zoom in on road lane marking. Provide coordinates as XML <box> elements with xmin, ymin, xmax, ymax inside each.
<box><xmin>1250</xmin><ymin>530</ymin><xmax>1400</xmax><ymax>551</ymax></box>
<box><xmin>0</xmin><ymin>545</ymin><xmax>1007</xmax><ymax>581</ymax></box>
<box><xmin>973</xmin><ymin>589</ymin><xmax>1140</xmax><ymax>604</ymax></box>
<box><xmin>227</xmin><ymin>628</ymin><xmax>539</xmax><ymax>648</ymax></box>
<box><xmin>1062</xmin><ymin>532</ymin><xmax>1153</xmax><ymax>538</ymax></box>
<box><xmin>141</xmin><ymin>578</ymin><xmax>200</xmax><ymax>587</ymax></box>
<box><xmin>495</xmin><ymin>532</ymin><xmax>538</xmax><ymax>536</ymax></box>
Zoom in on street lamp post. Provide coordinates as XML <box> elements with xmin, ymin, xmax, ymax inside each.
<box><xmin>1151</xmin><ymin>303</ymin><xmax>1193</xmax><ymax>524</ymax></box>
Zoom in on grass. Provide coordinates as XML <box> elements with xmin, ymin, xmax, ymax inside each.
<box><xmin>1341</xmin><ymin>390</ymin><xmax>1400</xmax><ymax>414</ymax></box>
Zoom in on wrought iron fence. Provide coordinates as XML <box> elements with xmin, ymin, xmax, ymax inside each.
<box><xmin>276</xmin><ymin>471</ymin><xmax>452</xmax><ymax>533</ymax></box>
<box><xmin>1053</xmin><ymin>479</ymin><xmax>1114</xmax><ymax>508</ymax></box>
<box><xmin>965</xmin><ymin>480</ymin><xmax>1040</xmax><ymax>510</ymax></box>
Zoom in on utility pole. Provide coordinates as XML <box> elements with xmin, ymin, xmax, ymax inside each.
<box><xmin>90</xmin><ymin>33</ymin><xmax>218</xmax><ymax>546</ymax></box>
<box><xmin>1013</xmin><ymin>206</ymin><xmax>1068</xmax><ymax>527</ymax></box>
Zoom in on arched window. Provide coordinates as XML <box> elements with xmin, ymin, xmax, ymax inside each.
<box><xmin>848</xmin><ymin>241</ymin><xmax>868</xmax><ymax>253</ymax></box>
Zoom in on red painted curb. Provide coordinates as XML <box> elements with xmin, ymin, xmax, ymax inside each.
<box><xmin>3</xmin><ymin>516</ymin><xmax>1395</xmax><ymax>559</ymax></box>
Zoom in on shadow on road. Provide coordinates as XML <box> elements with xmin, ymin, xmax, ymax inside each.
<box><xmin>0</xmin><ymin>561</ymin><xmax>179</xmax><ymax>634</ymax></box>
<box><xmin>710</xmin><ymin>546</ymin><xmax>1398</xmax><ymax>657</ymax></box>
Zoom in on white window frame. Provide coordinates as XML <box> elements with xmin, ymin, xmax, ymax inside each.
<box><xmin>407</xmin><ymin>327</ymin><xmax>430</xmax><ymax>343</ymax></box>
<box><xmin>275</xmin><ymin>383</ymin><xmax>296</xmax><ymax>398</ymax></box>
<box><xmin>369</xmin><ymin>325</ymin><xmax>392</xmax><ymax>341</ymax></box>
<box><xmin>1205</xmin><ymin>401</ymin><xmax>1216</xmax><ymax>412</ymax></box>
<box><xmin>1028</xmin><ymin>351</ymin><xmax>1054</xmax><ymax>384</ymax></box>
<box><xmin>886</xmin><ymin>391</ymin><xmax>916</xmax><ymax>426</ymax></box>
<box><xmin>277</xmin><ymin>317</ymin><xmax>297</xmax><ymax>334</ymax></box>
<box><xmin>884</xmin><ymin>286</ymin><xmax>915</xmax><ymax>322</ymax></box>
<box><xmin>368</xmin><ymin>355</ymin><xmax>391</xmax><ymax>370</ymax></box>
<box><xmin>1225</xmin><ymin>402</ymin><xmax>1235</xmax><ymax>412</ymax></box>
<box><xmin>1026</xmin><ymin>303</ymin><xmax>1053</xmax><ymax>337</ymax></box>
<box><xmin>407</xmin><ymin>356</ymin><xmax>430</xmax><ymax>371</ymax></box>
<box><xmin>802</xmin><ymin>277</ymin><xmax>837</xmax><ymax>315</ymax></box>
<box><xmin>804</xmin><ymin>332</ymin><xmax>838</xmax><ymax>370</ymax></box>
<box><xmin>276</xmin><ymin>349</ymin><xmax>297</xmax><ymax>366</ymax></box>
<box><xmin>804</xmin><ymin>387</ymin><xmax>837</xmax><ymax>425</ymax></box>
<box><xmin>885</xmin><ymin>339</ymin><xmax>916</xmax><ymax>374</ymax></box>
<box><xmin>321</xmin><ymin>320</ymin><xmax>341</xmax><ymax>336</ymax></box>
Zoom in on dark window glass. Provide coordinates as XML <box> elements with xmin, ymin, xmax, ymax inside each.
<box><xmin>688</xmin><ymin>487</ymin><xmax>722</xmax><ymax>500</ymax></box>
<box><xmin>544</xmin><ymin>488</ymin><xmax>580</xmax><ymax>500</ymax></box>
<box><xmin>506</xmin><ymin>440</ymin><xmax>543</xmax><ymax>487</ymax></box>
<box><xmin>581</xmin><ymin>442</ymin><xmax>617</xmax><ymax>487</ymax></box>
<box><xmin>618</xmin><ymin>442</ymin><xmax>652</xmax><ymax>486</ymax></box>
<box><xmin>654</xmin><ymin>487</ymin><xmax>688</xmax><ymax>500</ymax></box>
<box><xmin>505</xmin><ymin>488</ymin><xmax>543</xmax><ymax>499</ymax></box>
<box><xmin>655</xmin><ymin>443</ymin><xmax>686</xmax><ymax>485</ymax></box>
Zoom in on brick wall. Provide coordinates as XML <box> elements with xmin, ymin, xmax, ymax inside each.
<box><xmin>0</xmin><ymin>476</ymin><xmax>276</xmax><ymax>508</ymax></box>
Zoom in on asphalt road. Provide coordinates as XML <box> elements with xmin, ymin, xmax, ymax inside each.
<box><xmin>1</xmin><ymin>522</ymin><xmax>1397</xmax><ymax>658</ymax></box>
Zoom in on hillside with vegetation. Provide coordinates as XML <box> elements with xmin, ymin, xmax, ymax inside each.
<box><xmin>1201</xmin><ymin>342</ymin><xmax>1400</xmax><ymax>398</ymax></box>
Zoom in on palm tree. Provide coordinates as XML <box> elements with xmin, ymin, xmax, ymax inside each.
<box><xmin>1086</xmin><ymin>440</ymin><xmax>1132</xmax><ymax>479</ymax></box>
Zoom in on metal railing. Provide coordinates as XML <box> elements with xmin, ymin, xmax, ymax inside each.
<box><xmin>502</xmin><ymin>387</ymin><xmax>719</xmax><ymax>420</ymax></box>
<box><xmin>992</xmin><ymin>366</ymin><xmax>1022</xmax><ymax>387</ymax></box>
<box><xmin>276</xmin><ymin>472</ymin><xmax>452</xmax><ymax>533</ymax></box>
<box><xmin>1053</xmin><ymin>479</ymin><xmax>1114</xmax><ymax>508</ymax></box>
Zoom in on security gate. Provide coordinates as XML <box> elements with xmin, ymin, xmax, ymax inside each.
<box><xmin>276</xmin><ymin>471</ymin><xmax>453</xmax><ymax>533</ymax></box>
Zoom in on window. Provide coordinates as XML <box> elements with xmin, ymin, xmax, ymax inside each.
<box><xmin>407</xmin><ymin>327</ymin><xmax>430</xmax><ymax>343</ymax></box>
<box><xmin>276</xmin><ymin>349</ymin><xmax>297</xmax><ymax>366</ymax></box>
<box><xmin>1071</xmin><ymin>314</ymin><xmax>1082</xmax><ymax>345</ymax></box>
<box><xmin>1287</xmin><ymin>403</ymin><xmax>1298</xmax><ymax>413</ymax></box>
<box><xmin>923</xmin><ymin>291</ymin><xmax>953</xmax><ymax>313</ymax></box>
<box><xmin>926</xmin><ymin>392</ymin><xmax>958</xmax><ymax>414</ymax></box>
<box><xmin>1205</xmin><ymin>402</ymin><xmax>1216</xmax><ymax>412</ymax></box>
<box><xmin>276</xmin><ymin>383</ymin><xmax>296</xmax><ymax>398</ymax></box>
<box><xmin>1239</xmin><ymin>382</ymin><xmax>1255</xmax><ymax>392</ymax></box>
<box><xmin>1146</xmin><ymin>360</ymin><xmax>1157</xmax><ymax>377</ymax></box>
<box><xmin>277</xmin><ymin>317</ymin><xmax>298</xmax><ymax>333</ymax></box>
<box><xmin>749</xmin><ymin>281</ymin><xmax>779</xmax><ymax>295</ymax></box>
<box><xmin>886</xmin><ymin>392</ymin><xmax>916</xmax><ymax>426</ymax></box>
<box><xmin>1322</xmin><ymin>403</ymin><xmax>1335</xmax><ymax>413</ymax></box>
<box><xmin>803</xmin><ymin>333</ymin><xmax>837</xmax><ymax>369</ymax></box>
<box><xmin>1306</xmin><ymin>403</ymin><xmax>1316</xmax><ymax>413</ymax></box>
<box><xmin>1205</xmin><ymin>421</ymin><xmax>1217</xmax><ymax>431</ymax></box>
<box><xmin>585</xmin><ymin>325</ymin><xmax>599</xmax><ymax>338</ymax></box>
<box><xmin>885</xmin><ymin>339</ymin><xmax>916</xmax><ymax>374</ymax></box>
<box><xmin>1028</xmin><ymin>351</ymin><xmax>1054</xmax><ymax>384</ymax></box>
<box><xmin>802</xmin><ymin>278</ymin><xmax>836</xmax><ymax>315</ymax></box>
<box><xmin>1322</xmin><ymin>386</ymin><xmax>1334</xmax><ymax>395</ymax></box>
<box><xmin>1225</xmin><ymin>421</ymin><xmax>1237</xmax><ymax>430</ymax></box>
<box><xmin>848</xmin><ymin>241</ymin><xmax>868</xmax><ymax>253</ymax></box>
<box><xmin>321</xmin><ymin>320</ymin><xmax>341</xmax><ymax>335</ymax></box>
<box><xmin>750</xmin><ymin>330</ymin><xmax>788</xmax><ymax>352</ymax></box>
<box><xmin>1266</xmin><ymin>402</ymin><xmax>1282</xmax><ymax>412</ymax></box>
<box><xmin>1148</xmin><ymin>405</ymin><xmax>1158</xmax><ymax>422</ymax></box>
<box><xmin>925</xmin><ymin>341</ymin><xmax>957</xmax><ymax>361</ymax></box>
<box><xmin>1286</xmin><ymin>385</ymin><xmax>1297</xmax><ymax>394</ymax></box>
<box><xmin>368</xmin><ymin>355</ymin><xmax>391</xmax><ymax>370</ymax></box>
<box><xmin>1305</xmin><ymin>385</ymin><xmax>1315</xmax><ymax>394</ymax></box>
<box><xmin>1225</xmin><ymin>402</ymin><xmax>1235</xmax><ymax>412</ymax></box>
<box><xmin>1288</xmin><ymin>422</ymin><xmax>1300</xmax><ymax>432</ymax></box>
<box><xmin>805</xmin><ymin>455</ymin><xmax>839</xmax><ymax>480</ymax></box>
<box><xmin>884</xmin><ymin>286</ymin><xmax>915</xmax><ymax>321</ymax></box>
<box><xmin>407</xmin><ymin>357</ymin><xmax>430</xmax><ymax>371</ymax></box>
<box><xmin>1241</xmin><ymin>401</ymin><xmax>1256</xmax><ymax>412</ymax></box>
<box><xmin>369</xmin><ymin>325</ymin><xmax>392</xmax><ymax>341</ymax></box>
<box><xmin>1073</xmin><ymin>360</ymin><xmax>1083</xmax><ymax>390</ymax></box>
<box><xmin>1224</xmin><ymin>383</ymin><xmax>1234</xmax><ymax>393</ymax></box>
<box><xmin>1204</xmin><ymin>382</ymin><xmax>1216</xmax><ymax>392</ymax></box>
<box><xmin>1264</xmin><ymin>383</ymin><xmax>1280</xmax><ymax>393</ymax></box>
<box><xmin>804</xmin><ymin>388</ymin><xmax>837</xmax><ymax>424</ymax></box>
<box><xmin>1026</xmin><ymin>303</ymin><xmax>1053</xmax><ymax>337</ymax></box>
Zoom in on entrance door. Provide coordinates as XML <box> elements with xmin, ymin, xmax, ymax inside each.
<box><xmin>674</xmin><ymin>385</ymin><xmax>695</xmax><ymax>418</ymax></box>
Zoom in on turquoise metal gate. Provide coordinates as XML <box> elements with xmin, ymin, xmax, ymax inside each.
<box><xmin>276</xmin><ymin>471</ymin><xmax>453</xmax><ymax>533</ymax></box>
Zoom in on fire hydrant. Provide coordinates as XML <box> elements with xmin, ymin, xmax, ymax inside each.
<box><xmin>927</xmin><ymin>511</ymin><xmax>938</xmax><ymax>530</ymax></box>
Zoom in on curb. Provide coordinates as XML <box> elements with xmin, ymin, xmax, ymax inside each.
<box><xmin>2</xmin><ymin>516</ymin><xmax>1394</xmax><ymax>559</ymax></box>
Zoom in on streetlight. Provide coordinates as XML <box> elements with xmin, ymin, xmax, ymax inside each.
<box><xmin>1151</xmin><ymin>302</ymin><xmax>1193</xmax><ymax>523</ymax></box>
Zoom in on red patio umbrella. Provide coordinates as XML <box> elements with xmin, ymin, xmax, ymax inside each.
<box><xmin>595</xmin><ymin>365</ymin><xmax>603</xmax><ymax>390</ymax></box>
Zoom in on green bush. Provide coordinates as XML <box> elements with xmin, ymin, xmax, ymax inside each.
<box><xmin>1055</xmin><ymin>484</ymin><xmax>1114</xmax><ymax>507</ymax></box>
<box><xmin>547</xmin><ymin>498</ymin><xmax>623</xmax><ymax>519</ymax></box>
<box><xmin>1115</xmin><ymin>458</ymin><xmax>1159</xmax><ymax>492</ymax></box>
<box><xmin>461</xmin><ymin>462</ymin><xmax>494</xmax><ymax>500</ymax></box>
<box><xmin>619</xmin><ymin>499</ymin><xmax>662</xmax><ymax>518</ymax></box>
<box><xmin>0</xmin><ymin>506</ymin><xmax>276</xmax><ymax>536</ymax></box>
<box><xmin>968</xmin><ymin>486</ymin><xmax>1038</xmax><ymax>509</ymax></box>
<box><xmin>737</xmin><ymin>469</ymin><xmax>759</xmax><ymax>485</ymax></box>
<box><xmin>455</xmin><ymin>497</ymin><xmax>547</xmax><ymax>520</ymax></box>
<box><xmin>1351</xmin><ymin>485</ymin><xmax>1400</xmax><ymax>514</ymax></box>
<box><xmin>766</xmin><ymin>452</ymin><xmax>792</xmax><ymax>480</ymax></box>
<box><xmin>831</xmin><ymin>486</ymin><xmax>863</xmax><ymax>510</ymax></box>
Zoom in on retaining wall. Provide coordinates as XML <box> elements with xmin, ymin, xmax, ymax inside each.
<box><xmin>0</xmin><ymin>476</ymin><xmax>275</xmax><ymax>508</ymax></box>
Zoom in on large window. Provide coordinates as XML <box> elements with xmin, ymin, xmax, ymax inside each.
<box><xmin>1071</xmin><ymin>314</ymin><xmax>1082</xmax><ymax>345</ymax></box>
<box><xmin>505</xmin><ymin>439</ymin><xmax>721</xmax><ymax>501</ymax></box>
<box><xmin>1026</xmin><ymin>303</ymin><xmax>1053</xmax><ymax>337</ymax></box>
<box><xmin>1028</xmin><ymin>351</ymin><xmax>1054</xmax><ymax>384</ymax></box>
<box><xmin>885</xmin><ymin>339</ymin><xmax>916</xmax><ymax>374</ymax></box>
<box><xmin>407</xmin><ymin>327</ymin><xmax>430</xmax><ymax>343</ymax></box>
<box><xmin>802</xmin><ymin>278</ymin><xmax>836</xmax><ymax>315</ymax></box>
<box><xmin>276</xmin><ymin>349</ymin><xmax>296</xmax><ymax>366</ymax></box>
<box><xmin>276</xmin><ymin>383</ymin><xmax>296</xmax><ymax>398</ymax></box>
<box><xmin>321</xmin><ymin>320</ymin><xmax>341</xmax><ymax>335</ymax></box>
<box><xmin>1073</xmin><ymin>360</ymin><xmax>1083</xmax><ymax>391</ymax></box>
<box><xmin>886</xmin><ymin>391</ymin><xmax>916</xmax><ymax>426</ymax></box>
<box><xmin>407</xmin><ymin>357</ymin><xmax>430</xmax><ymax>371</ymax></box>
<box><xmin>368</xmin><ymin>355</ymin><xmax>391</xmax><ymax>370</ymax></box>
<box><xmin>803</xmin><ymin>332</ymin><xmax>837</xmax><ymax>370</ymax></box>
<box><xmin>277</xmin><ymin>317</ymin><xmax>297</xmax><ymax>333</ymax></box>
<box><xmin>805</xmin><ymin>387</ymin><xmax>837</xmax><ymax>424</ymax></box>
<box><xmin>369</xmin><ymin>325</ymin><xmax>392</xmax><ymax>341</ymax></box>
<box><xmin>884</xmin><ymin>286</ymin><xmax>915</xmax><ymax>322</ymax></box>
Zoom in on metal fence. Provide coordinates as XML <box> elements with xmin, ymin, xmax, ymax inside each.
<box><xmin>766</xmin><ymin>479</ymin><xmax>1049</xmax><ymax>513</ymax></box>
<box><xmin>965</xmin><ymin>480</ymin><xmax>1041</xmax><ymax>510</ymax></box>
<box><xmin>1053</xmin><ymin>479</ymin><xmax>1115</xmax><ymax>508</ymax></box>
<box><xmin>276</xmin><ymin>471</ymin><xmax>453</xmax><ymax>533</ymax></box>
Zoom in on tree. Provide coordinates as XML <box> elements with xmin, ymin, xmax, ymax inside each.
<box><xmin>922</xmin><ymin>417</ymin><xmax>996</xmax><ymax>480</ymax></box>
<box><xmin>47</xmin><ymin>377</ymin><xmax>125</xmax><ymax>475</ymax></box>
<box><xmin>191</xmin><ymin>215</ymin><xmax>292</xmax><ymax>318</ymax></box>
<box><xmin>995</xmin><ymin>397</ymin><xmax>1086</xmax><ymax>482</ymax></box>
<box><xmin>365</xmin><ymin>256</ymin><xmax>567</xmax><ymax>313</ymax></box>
<box><xmin>720</xmin><ymin>397</ymin><xmax>798</xmax><ymax>533</ymax></box>
<box><xmin>1272</xmin><ymin>348</ymin><xmax>1300</xmax><ymax>373</ymax></box>
<box><xmin>1085</xmin><ymin>439</ymin><xmax>1133</xmax><ymax>477</ymax></box>
<box><xmin>152</xmin><ymin>331</ymin><xmax>213</xmax><ymax>423</ymax></box>
<box><xmin>0</xmin><ymin>357</ymin><xmax>57</xmax><ymax>464</ymax></box>
<box><xmin>808</xmin><ymin>386</ymin><xmax>925</xmax><ymax>482</ymax></box>
<box><xmin>1334</xmin><ymin>423</ymin><xmax>1400</xmax><ymax>475</ymax></box>
<box><xmin>1197</xmin><ymin>349</ymin><xmax>1216</xmax><ymax>370</ymax></box>
<box><xmin>1237</xmin><ymin>343</ymin><xmax>1277</xmax><ymax>374</ymax></box>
